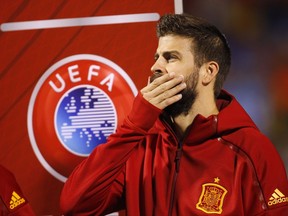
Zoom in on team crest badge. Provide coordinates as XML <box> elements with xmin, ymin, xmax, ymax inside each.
<box><xmin>196</xmin><ymin>178</ymin><xmax>227</xmax><ymax>214</ymax></box>
<box><xmin>27</xmin><ymin>54</ymin><xmax>137</xmax><ymax>182</ymax></box>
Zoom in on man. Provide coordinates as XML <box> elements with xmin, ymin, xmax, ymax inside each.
<box><xmin>60</xmin><ymin>14</ymin><xmax>288</xmax><ymax>215</ymax></box>
<box><xmin>0</xmin><ymin>165</ymin><xmax>35</xmax><ymax>216</ymax></box>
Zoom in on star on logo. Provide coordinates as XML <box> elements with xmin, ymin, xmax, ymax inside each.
<box><xmin>214</xmin><ymin>177</ymin><xmax>220</xmax><ymax>183</ymax></box>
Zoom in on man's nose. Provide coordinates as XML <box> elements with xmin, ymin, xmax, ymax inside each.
<box><xmin>150</xmin><ymin>58</ymin><xmax>166</xmax><ymax>73</ymax></box>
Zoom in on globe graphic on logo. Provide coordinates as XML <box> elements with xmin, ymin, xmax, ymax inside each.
<box><xmin>55</xmin><ymin>85</ymin><xmax>117</xmax><ymax>156</ymax></box>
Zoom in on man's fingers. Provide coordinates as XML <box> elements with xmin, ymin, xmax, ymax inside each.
<box><xmin>141</xmin><ymin>73</ymin><xmax>177</xmax><ymax>93</ymax></box>
<box><xmin>149</xmin><ymin>82</ymin><xmax>186</xmax><ymax>109</ymax></box>
<box><xmin>152</xmin><ymin>75</ymin><xmax>184</xmax><ymax>97</ymax></box>
<box><xmin>141</xmin><ymin>73</ymin><xmax>187</xmax><ymax>110</ymax></box>
<box><xmin>159</xmin><ymin>94</ymin><xmax>183</xmax><ymax>108</ymax></box>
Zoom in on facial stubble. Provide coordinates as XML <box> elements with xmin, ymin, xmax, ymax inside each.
<box><xmin>151</xmin><ymin>70</ymin><xmax>199</xmax><ymax>118</ymax></box>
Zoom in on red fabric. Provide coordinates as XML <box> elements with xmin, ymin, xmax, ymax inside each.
<box><xmin>0</xmin><ymin>165</ymin><xmax>36</xmax><ymax>216</ymax></box>
<box><xmin>60</xmin><ymin>90</ymin><xmax>288</xmax><ymax>215</ymax></box>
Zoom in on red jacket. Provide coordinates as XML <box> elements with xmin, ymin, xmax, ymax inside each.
<box><xmin>60</xmin><ymin>90</ymin><xmax>288</xmax><ymax>215</ymax></box>
<box><xmin>0</xmin><ymin>165</ymin><xmax>35</xmax><ymax>216</ymax></box>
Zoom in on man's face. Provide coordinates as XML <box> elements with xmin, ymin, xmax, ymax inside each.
<box><xmin>150</xmin><ymin>35</ymin><xmax>199</xmax><ymax>117</ymax></box>
<box><xmin>151</xmin><ymin>35</ymin><xmax>198</xmax><ymax>81</ymax></box>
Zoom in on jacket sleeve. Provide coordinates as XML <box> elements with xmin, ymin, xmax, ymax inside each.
<box><xmin>60</xmin><ymin>93</ymin><xmax>161</xmax><ymax>215</ymax></box>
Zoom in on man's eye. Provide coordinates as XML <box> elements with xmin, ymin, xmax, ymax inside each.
<box><xmin>167</xmin><ymin>55</ymin><xmax>177</xmax><ymax>62</ymax></box>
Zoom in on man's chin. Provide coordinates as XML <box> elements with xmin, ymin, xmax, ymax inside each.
<box><xmin>164</xmin><ymin>101</ymin><xmax>188</xmax><ymax>118</ymax></box>
<box><xmin>164</xmin><ymin>92</ymin><xmax>197</xmax><ymax>117</ymax></box>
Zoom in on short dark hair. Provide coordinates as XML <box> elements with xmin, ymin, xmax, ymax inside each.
<box><xmin>156</xmin><ymin>13</ymin><xmax>231</xmax><ymax>98</ymax></box>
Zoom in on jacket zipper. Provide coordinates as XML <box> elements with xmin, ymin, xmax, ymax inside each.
<box><xmin>168</xmin><ymin>143</ymin><xmax>182</xmax><ymax>216</ymax></box>
<box><xmin>161</xmin><ymin>116</ymin><xmax>184</xmax><ymax>216</ymax></box>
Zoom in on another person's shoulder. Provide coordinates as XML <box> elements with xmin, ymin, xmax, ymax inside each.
<box><xmin>0</xmin><ymin>165</ymin><xmax>36</xmax><ymax>216</ymax></box>
<box><xmin>0</xmin><ymin>165</ymin><xmax>15</xmax><ymax>183</ymax></box>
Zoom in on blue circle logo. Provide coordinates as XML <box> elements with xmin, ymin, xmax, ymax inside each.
<box><xmin>28</xmin><ymin>54</ymin><xmax>137</xmax><ymax>182</ymax></box>
<box><xmin>55</xmin><ymin>85</ymin><xmax>116</xmax><ymax>156</ymax></box>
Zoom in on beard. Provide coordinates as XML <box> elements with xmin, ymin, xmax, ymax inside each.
<box><xmin>151</xmin><ymin>71</ymin><xmax>199</xmax><ymax>118</ymax></box>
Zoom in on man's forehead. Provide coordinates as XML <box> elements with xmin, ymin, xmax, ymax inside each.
<box><xmin>156</xmin><ymin>35</ymin><xmax>193</xmax><ymax>54</ymax></box>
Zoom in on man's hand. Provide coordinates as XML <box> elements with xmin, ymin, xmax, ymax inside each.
<box><xmin>140</xmin><ymin>72</ymin><xmax>186</xmax><ymax>110</ymax></box>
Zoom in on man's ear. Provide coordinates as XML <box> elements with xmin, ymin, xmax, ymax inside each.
<box><xmin>202</xmin><ymin>61</ymin><xmax>219</xmax><ymax>85</ymax></box>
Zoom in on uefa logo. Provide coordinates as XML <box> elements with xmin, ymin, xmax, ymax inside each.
<box><xmin>27</xmin><ymin>54</ymin><xmax>137</xmax><ymax>182</ymax></box>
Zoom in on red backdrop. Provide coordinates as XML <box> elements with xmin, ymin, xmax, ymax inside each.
<box><xmin>0</xmin><ymin>1</ymin><xmax>179</xmax><ymax>215</ymax></box>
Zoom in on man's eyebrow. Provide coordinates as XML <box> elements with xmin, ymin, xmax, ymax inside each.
<box><xmin>154</xmin><ymin>50</ymin><xmax>181</xmax><ymax>59</ymax></box>
<box><xmin>164</xmin><ymin>50</ymin><xmax>181</xmax><ymax>56</ymax></box>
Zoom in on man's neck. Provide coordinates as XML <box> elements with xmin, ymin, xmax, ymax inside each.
<box><xmin>172</xmin><ymin>98</ymin><xmax>219</xmax><ymax>137</ymax></box>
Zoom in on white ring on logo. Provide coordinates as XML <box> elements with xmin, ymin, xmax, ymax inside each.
<box><xmin>27</xmin><ymin>54</ymin><xmax>138</xmax><ymax>182</ymax></box>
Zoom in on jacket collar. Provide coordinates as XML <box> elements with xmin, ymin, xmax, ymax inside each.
<box><xmin>155</xmin><ymin>90</ymin><xmax>257</xmax><ymax>146</ymax></box>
